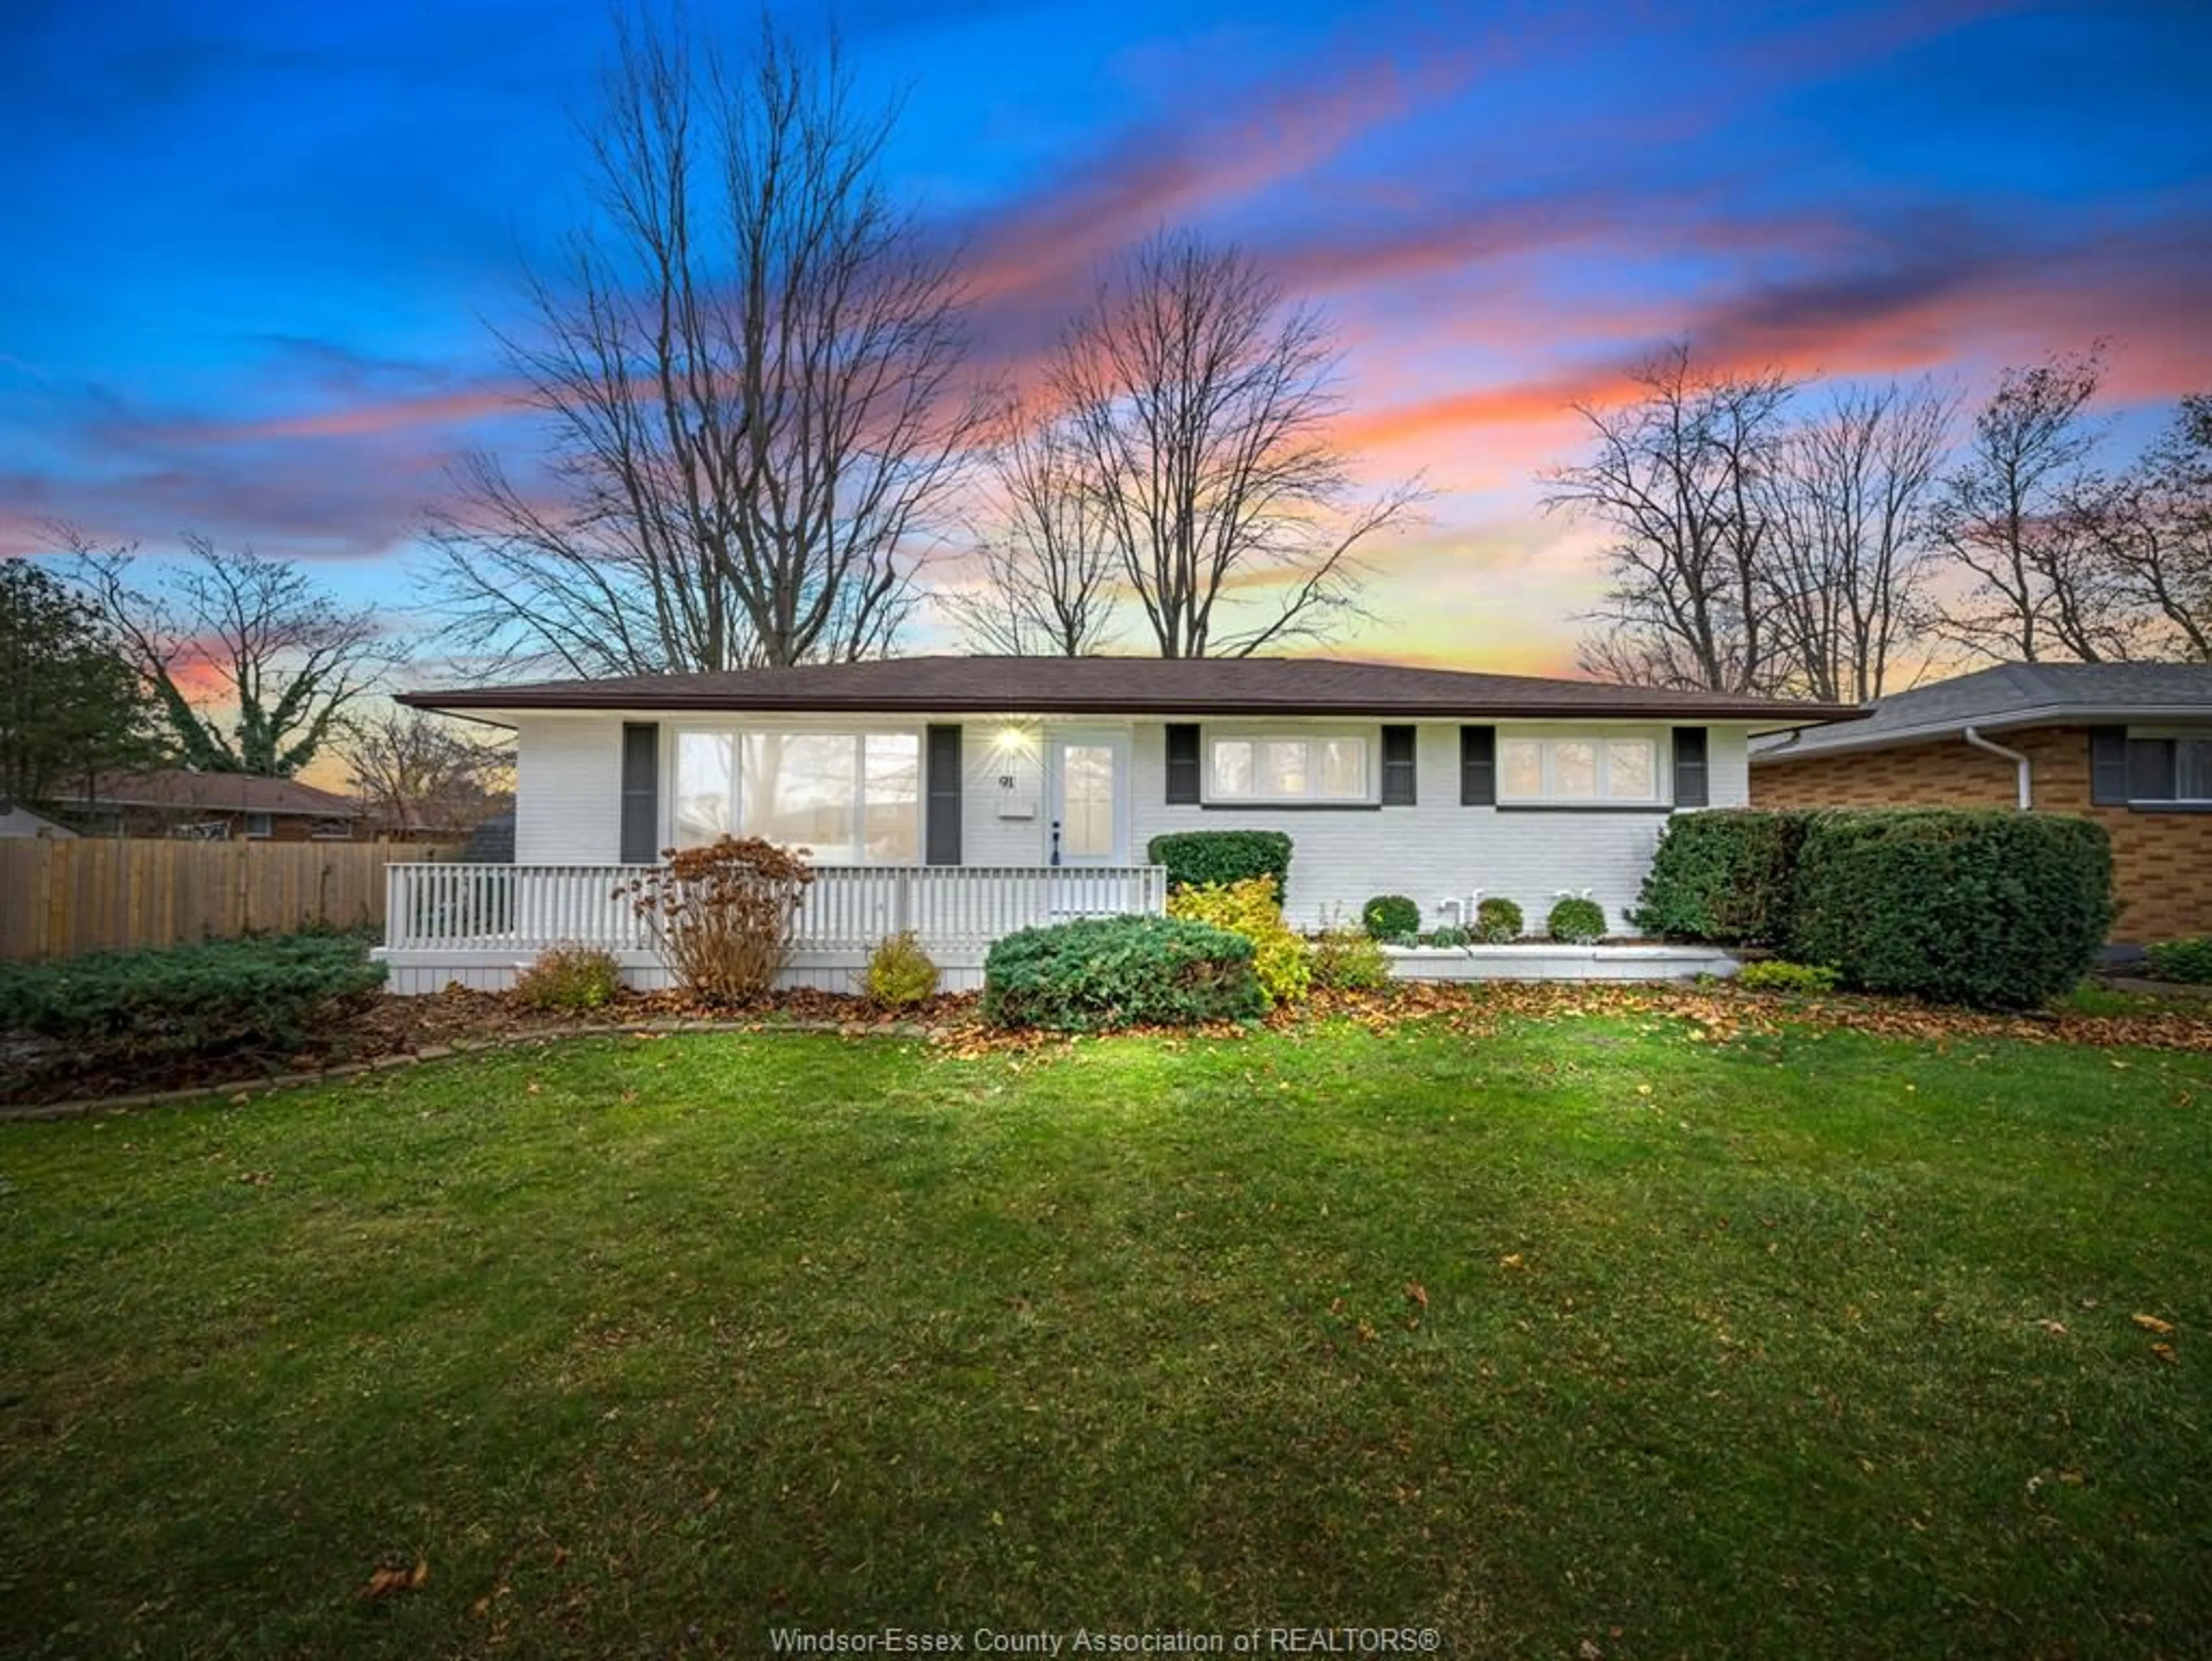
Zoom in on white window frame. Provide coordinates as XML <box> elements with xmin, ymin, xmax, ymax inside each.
<box><xmin>671</xmin><ymin>725</ymin><xmax>925</xmax><ymax>865</ymax></box>
<box><xmin>1203</xmin><ymin>728</ymin><xmax>1374</xmax><ymax>805</ymax></box>
<box><xmin>1497</xmin><ymin>735</ymin><xmax>1663</xmax><ymax>806</ymax></box>
<box><xmin>244</xmin><ymin>811</ymin><xmax>275</xmax><ymax>839</ymax></box>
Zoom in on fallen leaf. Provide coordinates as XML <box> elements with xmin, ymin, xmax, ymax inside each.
<box><xmin>358</xmin><ymin>1558</ymin><xmax>429</xmax><ymax>1600</ymax></box>
<box><xmin>2152</xmin><ymin>1342</ymin><xmax>2179</xmax><ymax>1364</ymax></box>
<box><xmin>1404</xmin><ymin>1281</ymin><xmax>1429</xmax><ymax>1308</ymax></box>
<box><xmin>2133</xmin><ymin>1314</ymin><xmax>2177</xmax><ymax>1336</ymax></box>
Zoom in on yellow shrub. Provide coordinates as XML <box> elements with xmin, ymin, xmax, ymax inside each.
<box><xmin>1167</xmin><ymin>877</ymin><xmax>1311</xmax><ymax>1008</ymax></box>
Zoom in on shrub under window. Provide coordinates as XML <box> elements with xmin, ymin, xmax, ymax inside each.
<box><xmin>1361</xmin><ymin>895</ymin><xmax>1419</xmax><ymax>940</ymax></box>
<box><xmin>1547</xmin><ymin>896</ymin><xmax>1607</xmax><ymax>943</ymax></box>
<box><xmin>1633</xmin><ymin>809</ymin><xmax>1812</xmax><ymax>945</ymax></box>
<box><xmin>1146</xmin><ymin>830</ymin><xmax>1293</xmax><ymax>896</ymax></box>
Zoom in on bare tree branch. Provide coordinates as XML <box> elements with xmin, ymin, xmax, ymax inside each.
<box><xmin>425</xmin><ymin>11</ymin><xmax>987</xmax><ymax>677</ymax></box>
<box><xmin>938</xmin><ymin>411</ymin><xmax>1122</xmax><ymax>656</ymax></box>
<box><xmin>56</xmin><ymin>525</ymin><xmax>388</xmax><ymax>777</ymax></box>
<box><xmin>338</xmin><ymin>707</ymin><xmax>516</xmax><ymax>838</ymax></box>
<box><xmin>1544</xmin><ymin>343</ymin><xmax>1797</xmax><ymax>694</ymax></box>
<box><xmin>1038</xmin><ymin>232</ymin><xmax>1422</xmax><ymax>659</ymax></box>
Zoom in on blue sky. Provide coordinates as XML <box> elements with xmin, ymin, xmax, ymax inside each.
<box><xmin>3</xmin><ymin>0</ymin><xmax>2209</xmax><ymax>669</ymax></box>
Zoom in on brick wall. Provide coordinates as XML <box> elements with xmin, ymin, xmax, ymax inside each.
<box><xmin>1752</xmin><ymin>725</ymin><xmax>2212</xmax><ymax>943</ymax></box>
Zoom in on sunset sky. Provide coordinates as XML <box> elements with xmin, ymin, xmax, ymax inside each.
<box><xmin>5</xmin><ymin>0</ymin><xmax>2210</xmax><ymax>680</ymax></box>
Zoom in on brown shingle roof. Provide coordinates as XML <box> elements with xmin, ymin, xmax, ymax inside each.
<box><xmin>400</xmin><ymin>656</ymin><xmax>1865</xmax><ymax>724</ymax></box>
<box><xmin>61</xmin><ymin>770</ymin><xmax>363</xmax><ymax>817</ymax></box>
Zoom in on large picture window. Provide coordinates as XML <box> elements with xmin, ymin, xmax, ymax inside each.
<box><xmin>674</xmin><ymin>731</ymin><xmax>921</xmax><ymax>862</ymax></box>
<box><xmin>1207</xmin><ymin>734</ymin><xmax>1368</xmax><ymax>803</ymax></box>
<box><xmin>1498</xmin><ymin>737</ymin><xmax>1660</xmax><ymax>804</ymax></box>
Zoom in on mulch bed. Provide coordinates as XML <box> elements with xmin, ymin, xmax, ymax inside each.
<box><xmin>8</xmin><ymin>978</ymin><xmax>2211</xmax><ymax>1119</ymax></box>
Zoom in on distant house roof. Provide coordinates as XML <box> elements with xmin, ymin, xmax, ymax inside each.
<box><xmin>399</xmin><ymin>655</ymin><xmax>1864</xmax><ymax>726</ymax></box>
<box><xmin>0</xmin><ymin>803</ymin><xmax>77</xmax><ymax>838</ymax></box>
<box><xmin>57</xmin><ymin>769</ymin><xmax>365</xmax><ymax>818</ymax></box>
<box><xmin>1751</xmin><ymin>663</ymin><xmax>2212</xmax><ymax>763</ymax></box>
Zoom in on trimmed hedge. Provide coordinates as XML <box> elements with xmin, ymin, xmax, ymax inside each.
<box><xmin>1789</xmin><ymin>810</ymin><xmax>2113</xmax><ymax>1009</ymax></box>
<box><xmin>1145</xmin><ymin>831</ymin><xmax>1293</xmax><ymax>896</ymax></box>
<box><xmin>982</xmin><ymin>914</ymin><xmax>1264</xmax><ymax>1031</ymax></box>
<box><xmin>1475</xmin><ymin>897</ymin><xmax>1524</xmax><ymax>943</ymax></box>
<box><xmin>1633</xmin><ymin>809</ymin><xmax>1811</xmax><ymax>945</ymax></box>
<box><xmin>0</xmin><ymin>930</ymin><xmax>387</xmax><ymax>1099</ymax></box>
<box><xmin>2146</xmin><ymin>936</ymin><xmax>2212</xmax><ymax>985</ymax></box>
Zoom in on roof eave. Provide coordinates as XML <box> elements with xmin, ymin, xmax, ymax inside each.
<box><xmin>1752</xmin><ymin>702</ymin><xmax>2212</xmax><ymax>762</ymax></box>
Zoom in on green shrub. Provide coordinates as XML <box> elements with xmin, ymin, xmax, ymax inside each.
<box><xmin>1422</xmin><ymin>925</ymin><xmax>1474</xmax><ymax>948</ymax></box>
<box><xmin>0</xmin><ymin>932</ymin><xmax>387</xmax><ymax>1098</ymax></box>
<box><xmin>863</xmin><ymin>931</ymin><xmax>941</xmax><ymax>1006</ymax></box>
<box><xmin>1475</xmin><ymin>896</ymin><xmax>1524</xmax><ymax>943</ymax></box>
<box><xmin>513</xmin><ymin>944</ymin><xmax>622</xmax><ymax>1012</ymax></box>
<box><xmin>1362</xmin><ymin>895</ymin><xmax>1420</xmax><ymax>940</ymax></box>
<box><xmin>1787</xmin><ymin>809</ymin><xmax>2113</xmax><ymax>1009</ymax></box>
<box><xmin>1547</xmin><ymin>895</ymin><xmax>1607</xmax><ymax>943</ymax></box>
<box><xmin>1166</xmin><ymin>877</ymin><xmax>1311</xmax><ymax>1008</ymax></box>
<box><xmin>1146</xmin><ymin>831</ymin><xmax>1293</xmax><ymax>896</ymax></box>
<box><xmin>1309</xmin><ymin>926</ymin><xmax>1390</xmax><ymax>992</ymax></box>
<box><xmin>1633</xmin><ymin>809</ymin><xmax>1813</xmax><ymax>944</ymax></box>
<box><xmin>982</xmin><ymin>915</ymin><xmax>1263</xmax><ymax>1032</ymax></box>
<box><xmin>2146</xmin><ymin>936</ymin><xmax>2212</xmax><ymax>985</ymax></box>
<box><xmin>1733</xmin><ymin>959</ymin><xmax>1840</xmax><ymax>994</ymax></box>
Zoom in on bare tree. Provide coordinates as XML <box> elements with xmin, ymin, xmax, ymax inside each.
<box><xmin>427</xmin><ymin>13</ymin><xmax>986</xmax><ymax>677</ymax></box>
<box><xmin>1929</xmin><ymin>346</ymin><xmax>2134</xmax><ymax>663</ymax></box>
<box><xmin>2084</xmin><ymin>395</ymin><xmax>2212</xmax><ymax>660</ymax></box>
<box><xmin>939</xmin><ymin>414</ymin><xmax>1120</xmax><ymax>656</ymax></box>
<box><xmin>1762</xmin><ymin>379</ymin><xmax>1952</xmax><ymax>701</ymax></box>
<box><xmin>60</xmin><ymin>529</ymin><xmax>386</xmax><ymax>777</ymax></box>
<box><xmin>1040</xmin><ymin>232</ymin><xmax>1421</xmax><ymax>659</ymax></box>
<box><xmin>1544</xmin><ymin>344</ymin><xmax>1797</xmax><ymax>693</ymax></box>
<box><xmin>339</xmin><ymin>707</ymin><xmax>515</xmax><ymax>838</ymax></box>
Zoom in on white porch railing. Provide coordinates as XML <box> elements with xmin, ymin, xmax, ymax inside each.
<box><xmin>382</xmin><ymin>862</ymin><xmax>1169</xmax><ymax>956</ymax></box>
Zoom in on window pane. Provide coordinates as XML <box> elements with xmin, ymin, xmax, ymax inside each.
<box><xmin>1062</xmin><ymin>744</ymin><xmax>1115</xmax><ymax>857</ymax></box>
<box><xmin>1607</xmin><ymin>740</ymin><xmax>1656</xmax><ymax>800</ymax></box>
<box><xmin>1264</xmin><ymin>740</ymin><xmax>1310</xmax><ymax>798</ymax></box>
<box><xmin>2128</xmin><ymin>739</ymin><xmax>2176</xmax><ymax>801</ymax></box>
<box><xmin>1211</xmin><ymin>739</ymin><xmax>1254</xmax><ymax>798</ymax></box>
<box><xmin>2178</xmin><ymin>738</ymin><xmax>2212</xmax><ymax>803</ymax></box>
<box><xmin>1501</xmin><ymin>739</ymin><xmax>1543</xmax><ymax>800</ymax></box>
<box><xmin>863</xmin><ymin>734</ymin><xmax>921</xmax><ymax>862</ymax></box>
<box><xmin>1320</xmin><ymin>738</ymin><xmax>1366</xmax><ymax>798</ymax></box>
<box><xmin>741</xmin><ymin>733</ymin><xmax>856</xmax><ymax>859</ymax></box>
<box><xmin>1552</xmin><ymin>741</ymin><xmax>1597</xmax><ymax>797</ymax></box>
<box><xmin>675</xmin><ymin>733</ymin><xmax>736</xmax><ymax>847</ymax></box>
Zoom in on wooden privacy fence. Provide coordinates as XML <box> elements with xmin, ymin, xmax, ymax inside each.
<box><xmin>0</xmin><ymin>839</ymin><xmax>463</xmax><ymax>961</ymax></box>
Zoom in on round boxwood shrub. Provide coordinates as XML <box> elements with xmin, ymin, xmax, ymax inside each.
<box><xmin>1632</xmin><ymin>809</ymin><xmax>1812</xmax><ymax>944</ymax></box>
<box><xmin>1547</xmin><ymin>896</ymin><xmax>1607</xmax><ymax>943</ymax></box>
<box><xmin>1145</xmin><ymin>830</ymin><xmax>1293</xmax><ymax>896</ymax></box>
<box><xmin>1786</xmin><ymin>809</ymin><xmax>2113</xmax><ymax>1009</ymax></box>
<box><xmin>1475</xmin><ymin>896</ymin><xmax>1524</xmax><ymax>943</ymax></box>
<box><xmin>981</xmin><ymin>914</ymin><xmax>1263</xmax><ymax>1031</ymax></box>
<box><xmin>1362</xmin><ymin>895</ymin><xmax>1420</xmax><ymax>940</ymax></box>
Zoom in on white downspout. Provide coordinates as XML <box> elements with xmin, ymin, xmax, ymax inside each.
<box><xmin>1963</xmin><ymin>726</ymin><xmax>2032</xmax><ymax>811</ymax></box>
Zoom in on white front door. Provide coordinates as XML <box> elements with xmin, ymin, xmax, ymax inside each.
<box><xmin>1048</xmin><ymin>731</ymin><xmax>1130</xmax><ymax>866</ymax></box>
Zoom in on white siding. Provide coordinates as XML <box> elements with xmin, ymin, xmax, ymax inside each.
<box><xmin>513</xmin><ymin>716</ymin><xmax>624</xmax><ymax>864</ymax></box>
<box><xmin>509</xmin><ymin>710</ymin><xmax>1756</xmax><ymax>935</ymax></box>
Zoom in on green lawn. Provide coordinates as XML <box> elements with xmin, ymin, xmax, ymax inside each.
<box><xmin>3</xmin><ymin>1015</ymin><xmax>2208</xmax><ymax>1658</ymax></box>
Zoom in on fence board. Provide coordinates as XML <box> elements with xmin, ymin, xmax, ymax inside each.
<box><xmin>0</xmin><ymin>839</ymin><xmax>462</xmax><ymax>960</ymax></box>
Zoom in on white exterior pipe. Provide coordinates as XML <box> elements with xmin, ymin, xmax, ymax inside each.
<box><xmin>1963</xmin><ymin>725</ymin><xmax>2032</xmax><ymax>810</ymax></box>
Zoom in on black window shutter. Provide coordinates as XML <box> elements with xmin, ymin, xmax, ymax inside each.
<box><xmin>2126</xmin><ymin>736</ymin><xmax>2175</xmax><ymax>803</ymax></box>
<box><xmin>2089</xmin><ymin>728</ymin><xmax>2129</xmax><ymax>804</ymax></box>
<box><xmin>1165</xmin><ymin>723</ymin><xmax>1201</xmax><ymax>804</ymax></box>
<box><xmin>1672</xmin><ymin>727</ymin><xmax>1710</xmax><ymax>808</ymax></box>
<box><xmin>619</xmin><ymin>722</ymin><xmax>659</xmax><ymax>863</ymax></box>
<box><xmin>1380</xmin><ymin>725</ymin><xmax>1417</xmax><ymax>805</ymax></box>
<box><xmin>925</xmin><ymin>724</ymin><xmax>963</xmax><ymax>865</ymax></box>
<box><xmin>1459</xmin><ymin>725</ymin><xmax>1496</xmax><ymax>805</ymax></box>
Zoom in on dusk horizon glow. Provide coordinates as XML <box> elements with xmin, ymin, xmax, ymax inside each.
<box><xmin>6</xmin><ymin>0</ymin><xmax>2209</xmax><ymax>684</ymax></box>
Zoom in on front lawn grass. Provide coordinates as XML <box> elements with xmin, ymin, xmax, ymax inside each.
<box><xmin>3</xmin><ymin>1016</ymin><xmax>2208</xmax><ymax>1658</ymax></box>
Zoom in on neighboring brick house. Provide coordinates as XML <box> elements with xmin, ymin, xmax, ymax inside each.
<box><xmin>52</xmin><ymin>769</ymin><xmax>365</xmax><ymax>842</ymax></box>
<box><xmin>1751</xmin><ymin>663</ymin><xmax>2212</xmax><ymax>944</ymax></box>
